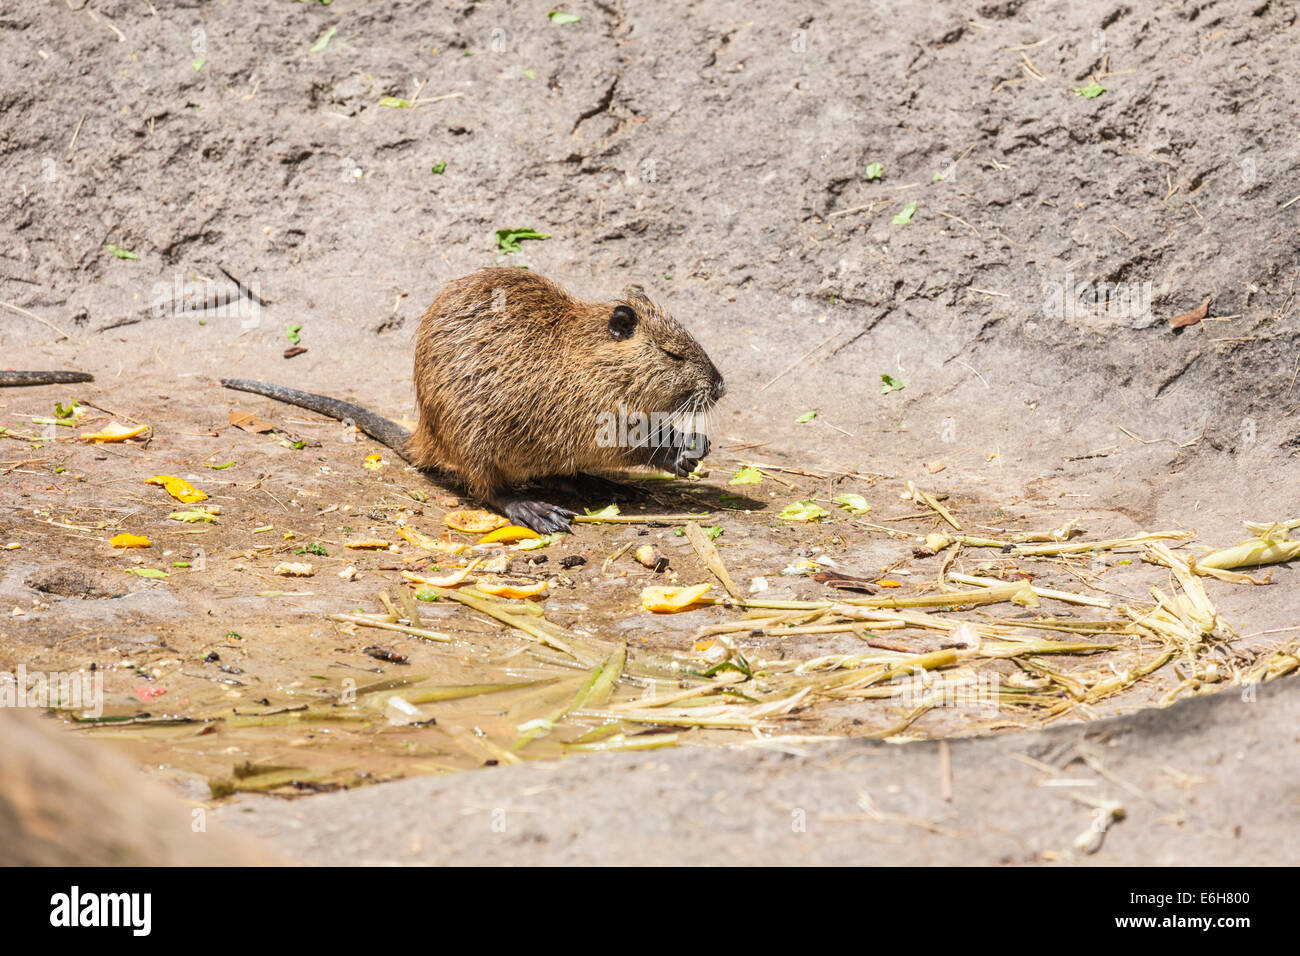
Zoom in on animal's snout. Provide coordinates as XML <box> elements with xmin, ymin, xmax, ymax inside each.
<box><xmin>710</xmin><ymin>373</ymin><xmax>727</xmax><ymax>402</ymax></box>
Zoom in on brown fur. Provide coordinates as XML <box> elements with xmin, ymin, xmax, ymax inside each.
<box><xmin>405</xmin><ymin>268</ymin><xmax>724</xmax><ymax>507</ymax></box>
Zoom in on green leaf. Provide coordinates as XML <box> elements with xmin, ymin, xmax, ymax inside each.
<box><xmin>833</xmin><ymin>493</ymin><xmax>870</xmax><ymax>515</ymax></box>
<box><xmin>729</xmin><ymin>466</ymin><xmax>762</xmax><ymax>485</ymax></box>
<box><xmin>125</xmin><ymin>568</ymin><xmax>169</xmax><ymax>578</ymax></box>
<box><xmin>548</xmin><ymin>11</ymin><xmax>581</xmax><ymax>23</ymax></box>
<box><xmin>379</xmin><ymin>96</ymin><xmax>411</xmax><ymax>108</ymax></box>
<box><xmin>891</xmin><ymin>200</ymin><xmax>918</xmax><ymax>226</ymax></box>
<box><xmin>309</xmin><ymin>26</ymin><xmax>337</xmax><ymax>54</ymax></box>
<box><xmin>795</xmin><ymin>410</ymin><xmax>817</xmax><ymax>424</ymax></box>
<box><xmin>1074</xmin><ymin>81</ymin><xmax>1105</xmax><ymax>98</ymax></box>
<box><xmin>54</xmin><ymin>401</ymin><xmax>78</xmax><ymax>419</ymax></box>
<box><xmin>286</xmin><ymin>323</ymin><xmax>302</xmax><ymax>345</ymax></box>
<box><xmin>296</xmin><ymin>543</ymin><xmax>327</xmax><ymax>556</ymax></box>
<box><xmin>210</xmin><ymin>461</ymin><xmax>235</xmax><ymax>470</ymax></box>
<box><xmin>702</xmin><ymin>525</ymin><xmax>724</xmax><ymax>539</ymax></box>
<box><xmin>778</xmin><ymin>501</ymin><xmax>828</xmax><ymax>523</ymax></box>
<box><xmin>522</xmin><ymin>68</ymin><xmax>536</xmax><ymax>79</ymax></box>
<box><xmin>864</xmin><ymin>162</ymin><xmax>883</xmax><ymax>180</ymax></box>
<box><xmin>583</xmin><ymin>503</ymin><xmax>620</xmax><ymax>519</ymax></box>
<box><xmin>495</xmin><ymin>227</ymin><xmax>551</xmax><ymax>253</ymax></box>
<box><xmin>430</xmin><ymin>161</ymin><xmax>446</xmax><ymax>174</ymax></box>
<box><xmin>191</xmin><ymin>57</ymin><xmax>206</xmax><ymax>72</ymax></box>
<box><xmin>107</xmin><ymin>244</ymin><xmax>139</xmax><ymax>260</ymax></box>
<box><xmin>881</xmin><ymin>373</ymin><xmax>905</xmax><ymax>393</ymax></box>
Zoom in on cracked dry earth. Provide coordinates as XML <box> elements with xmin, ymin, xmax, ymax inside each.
<box><xmin>1</xmin><ymin>0</ymin><xmax>1299</xmax><ymax>859</ymax></box>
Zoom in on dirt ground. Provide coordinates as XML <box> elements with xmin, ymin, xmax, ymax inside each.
<box><xmin>2</xmin><ymin>0</ymin><xmax>1298</xmax><ymax>864</ymax></box>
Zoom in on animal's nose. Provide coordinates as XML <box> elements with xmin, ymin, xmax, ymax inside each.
<box><xmin>711</xmin><ymin>375</ymin><xmax>727</xmax><ymax>401</ymax></box>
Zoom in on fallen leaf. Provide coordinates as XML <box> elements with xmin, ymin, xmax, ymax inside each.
<box><xmin>494</xmin><ymin>228</ymin><xmax>550</xmax><ymax>254</ymax></box>
<box><xmin>833</xmin><ymin>493</ymin><xmax>870</xmax><ymax>515</ymax></box>
<box><xmin>892</xmin><ymin>201</ymin><xmax>918</xmax><ymax>225</ymax></box>
<box><xmin>1169</xmin><ymin>298</ymin><xmax>1210</xmax><ymax>329</ymax></box>
<box><xmin>779</xmin><ymin>500</ymin><xmax>828</xmax><ymax>522</ymax></box>
<box><xmin>228</xmin><ymin>411</ymin><xmax>274</xmax><ymax>434</ymax></box>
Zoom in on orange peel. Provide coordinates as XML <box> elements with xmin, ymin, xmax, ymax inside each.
<box><xmin>145</xmin><ymin>475</ymin><xmax>208</xmax><ymax>503</ymax></box>
<box><xmin>476</xmin><ymin>525</ymin><xmax>540</xmax><ymax>545</ymax></box>
<box><xmin>474</xmin><ymin>575</ymin><xmax>547</xmax><ymax>599</ymax></box>
<box><xmin>402</xmin><ymin>559</ymin><xmax>481</xmax><ymax>588</ymax></box>
<box><xmin>79</xmin><ymin>422</ymin><xmax>148</xmax><ymax>443</ymax></box>
<box><xmin>398</xmin><ymin>526</ymin><xmax>466</xmax><ymax>555</ymax></box>
<box><xmin>444</xmin><ymin>509</ymin><xmax>509</xmax><ymax>533</ymax></box>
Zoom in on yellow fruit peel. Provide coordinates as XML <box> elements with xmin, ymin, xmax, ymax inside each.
<box><xmin>641</xmin><ymin>582</ymin><xmax>712</xmax><ymax>612</ymax></box>
<box><xmin>145</xmin><ymin>475</ymin><xmax>208</xmax><ymax>503</ymax></box>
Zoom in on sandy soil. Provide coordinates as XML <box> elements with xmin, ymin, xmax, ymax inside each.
<box><xmin>1</xmin><ymin>0</ymin><xmax>1298</xmax><ymax>862</ymax></box>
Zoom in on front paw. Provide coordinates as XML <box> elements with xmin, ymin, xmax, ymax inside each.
<box><xmin>503</xmin><ymin>499</ymin><xmax>575</xmax><ymax>534</ymax></box>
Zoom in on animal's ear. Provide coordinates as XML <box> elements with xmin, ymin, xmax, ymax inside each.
<box><xmin>623</xmin><ymin>284</ymin><xmax>648</xmax><ymax>301</ymax></box>
<box><xmin>609</xmin><ymin>304</ymin><xmax>638</xmax><ymax>340</ymax></box>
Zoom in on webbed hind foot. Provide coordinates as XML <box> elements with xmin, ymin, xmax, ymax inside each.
<box><xmin>500</xmin><ymin>498</ymin><xmax>575</xmax><ymax>534</ymax></box>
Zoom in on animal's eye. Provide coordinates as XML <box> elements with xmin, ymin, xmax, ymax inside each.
<box><xmin>663</xmin><ymin>349</ymin><xmax>684</xmax><ymax>361</ymax></box>
<box><xmin>609</xmin><ymin>305</ymin><xmax>637</xmax><ymax>340</ymax></box>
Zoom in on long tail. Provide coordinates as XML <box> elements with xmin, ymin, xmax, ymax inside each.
<box><xmin>0</xmin><ymin>371</ymin><xmax>94</xmax><ymax>387</ymax></box>
<box><xmin>221</xmin><ymin>378</ymin><xmax>412</xmax><ymax>459</ymax></box>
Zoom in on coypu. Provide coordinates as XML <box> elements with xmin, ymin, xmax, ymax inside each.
<box><xmin>0</xmin><ymin>709</ymin><xmax>273</xmax><ymax>865</ymax></box>
<box><xmin>0</xmin><ymin>371</ymin><xmax>93</xmax><ymax>386</ymax></box>
<box><xmin>223</xmin><ymin>268</ymin><xmax>725</xmax><ymax>532</ymax></box>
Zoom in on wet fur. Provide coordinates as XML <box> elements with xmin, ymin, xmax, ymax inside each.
<box><xmin>406</xmin><ymin>268</ymin><xmax>724</xmax><ymax>506</ymax></box>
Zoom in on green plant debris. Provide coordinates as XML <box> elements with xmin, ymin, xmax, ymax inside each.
<box><xmin>834</xmin><ymin>493</ymin><xmax>870</xmax><ymax>515</ymax></box>
<box><xmin>892</xmin><ymin>201</ymin><xmax>918</xmax><ymax>225</ymax></box>
<box><xmin>779</xmin><ymin>500</ymin><xmax>828</xmax><ymax>522</ymax></box>
<box><xmin>730</xmin><ymin>466</ymin><xmax>763</xmax><ymax>485</ymax></box>
<box><xmin>495</xmin><ymin>227</ymin><xmax>551</xmax><ymax>253</ymax></box>
<box><xmin>864</xmin><ymin>162</ymin><xmax>883</xmax><ymax>180</ymax></box>
<box><xmin>309</xmin><ymin>26</ymin><xmax>337</xmax><ymax>53</ymax></box>
<box><xmin>106</xmin><ymin>244</ymin><xmax>139</xmax><ymax>260</ymax></box>
<box><xmin>881</xmin><ymin>373</ymin><xmax>905</xmax><ymax>393</ymax></box>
